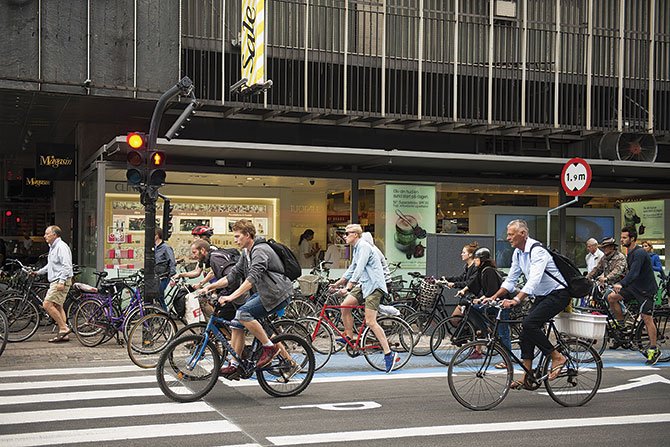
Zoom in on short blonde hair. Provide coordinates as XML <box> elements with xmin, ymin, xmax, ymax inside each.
<box><xmin>345</xmin><ymin>224</ymin><xmax>363</xmax><ymax>235</ymax></box>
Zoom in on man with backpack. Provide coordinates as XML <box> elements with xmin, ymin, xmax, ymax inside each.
<box><xmin>486</xmin><ymin>219</ymin><xmax>569</xmax><ymax>388</ymax></box>
<box><xmin>211</xmin><ymin>219</ymin><xmax>294</xmax><ymax>380</ymax></box>
<box><xmin>191</xmin><ymin>239</ymin><xmax>244</xmax><ymax>320</ymax></box>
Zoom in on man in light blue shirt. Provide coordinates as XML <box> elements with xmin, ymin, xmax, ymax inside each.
<box><xmin>34</xmin><ymin>225</ymin><xmax>73</xmax><ymax>343</ymax></box>
<box><xmin>487</xmin><ymin>219</ymin><xmax>569</xmax><ymax>387</ymax></box>
<box><xmin>331</xmin><ymin>224</ymin><xmax>399</xmax><ymax>373</ymax></box>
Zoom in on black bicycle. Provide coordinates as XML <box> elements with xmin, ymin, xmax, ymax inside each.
<box><xmin>448</xmin><ymin>303</ymin><xmax>603</xmax><ymax>411</ymax></box>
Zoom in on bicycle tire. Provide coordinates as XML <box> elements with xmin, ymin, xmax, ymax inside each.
<box><xmin>0</xmin><ymin>309</ymin><xmax>8</xmax><ymax>356</ymax></box>
<box><xmin>430</xmin><ymin>316</ymin><xmax>477</xmax><ymax>366</ymax></box>
<box><xmin>283</xmin><ymin>299</ymin><xmax>317</xmax><ymax>319</ymax></box>
<box><xmin>0</xmin><ymin>295</ymin><xmax>41</xmax><ymax>342</ymax></box>
<box><xmin>544</xmin><ymin>338</ymin><xmax>602</xmax><ymax>407</ymax></box>
<box><xmin>448</xmin><ymin>340</ymin><xmax>513</xmax><ymax>411</ymax></box>
<box><xmin>127</xmin><ymin>313</ymin><xmax>179</xmax><ymax>368</ymax></box>
<box><xmin>122</xmin><ymin>305</ymin><xmax>167</xmax><ymax>342</ymax></box>
<box><xmin>406</xmin><ymin>310</ymin><xmax>442</xmax><ymax>356</ymax></box>
<box><xmin>257</xmin><ymin>333</ymin><xmax>315</xmax><ymax>397</ymax></box>
<box><xmin>73</xmin><ymin>299</ymin><xmax>109</xmax><ymax>347</ymax></box>
<box><xmin>156</xmin><ymin>334</ymin><xmax>222</xmax><ymax>403</ymax></box>
<box><xmin>297</xmin><ymin>316</ymin><xmax>333</xmax><ymax>371</ymax></box>
<box><xmin>362</xmin><ymin>316</ymin><xmax>414</xmax><ymax>371</ymax></box>
<box><xmin>633</xmin><ymin>311</ymin><xmax>669</xmax><ymax>354</ymax></box>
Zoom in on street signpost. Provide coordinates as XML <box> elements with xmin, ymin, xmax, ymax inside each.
<box><xmin>547</xmin><ymin>158</ymin><xmax>593</xmax><ymax>248</ymax></box>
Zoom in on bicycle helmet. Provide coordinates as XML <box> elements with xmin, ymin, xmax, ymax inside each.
<box><xmin>191</xmin><ymin>226</ymin><xmax>214</xmax><ymax>238</ymax></box>
<box><xmin>473</xmin><ymin>247</ymin><xmax>491</xmax><ymax>261</ymax></box>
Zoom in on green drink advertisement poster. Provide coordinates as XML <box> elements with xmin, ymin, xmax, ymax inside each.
<box><xmin>384</xmin><ymin>184</ymin><xmax>436</xmax><ymax>269</ymax></box>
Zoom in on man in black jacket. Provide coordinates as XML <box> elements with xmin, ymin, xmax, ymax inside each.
<box><xmin>609</xmin><ymin>226</ymin><xmax>660</xmax><ymax>365</ymax></box>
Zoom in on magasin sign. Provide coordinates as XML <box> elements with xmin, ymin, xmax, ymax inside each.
<box><xmin>36</xmin><ymin>144</ymin><xmax>75</xmax><ymax>180</ymax></box>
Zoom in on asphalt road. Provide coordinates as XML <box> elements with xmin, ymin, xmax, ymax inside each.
<box><xmin>1</xmin><ymin>346</ymin><xmax>669</xmax><ymax>447</ymax></box>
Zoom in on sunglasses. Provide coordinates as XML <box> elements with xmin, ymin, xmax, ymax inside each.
<box><xmin>345</xmin><ymin>232</ymin><xmax>357</xmax><ymax>236</ymax></box>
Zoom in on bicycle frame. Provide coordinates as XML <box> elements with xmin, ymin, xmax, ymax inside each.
<box><xmin>311</xmin><ymin>303</ymin><xmax>381</xmax><ymax>352</ymax></box>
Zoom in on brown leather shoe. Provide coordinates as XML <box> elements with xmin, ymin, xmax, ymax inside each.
<box><xmin>257</xmin><ymin>344</ymin><xmax>279</xmax><ymax>368</ymax></box>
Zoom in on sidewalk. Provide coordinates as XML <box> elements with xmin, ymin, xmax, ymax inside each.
<box><xmin>2</xmin><ymin>325</ymin><xmax>666</xmax><ymax>372</ymax></box>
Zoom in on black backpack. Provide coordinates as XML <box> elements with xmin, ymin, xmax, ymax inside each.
<box><xmin>252</xmin><ymin>239</ymin><xmax>302</xmax><ymax>281</ymax></box>
<box><xmin>530</xmin><ymin>242</ymin><xmax>591</xmax><ymax>297</ymax></box>
<box><xmin>172</xmin><ymin>286</ymin><xmax>189</xmax><ymax>318</ymax></box>
<box><xmin>209</xmin><ymin>248</ymin><xmax>242</xmax><ymax>293</ymax></box>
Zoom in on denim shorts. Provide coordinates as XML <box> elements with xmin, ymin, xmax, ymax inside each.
<box><xmin>232</xmin><ymin>293</ymin><xmax>288</xmax><ymax>328</ymax></box>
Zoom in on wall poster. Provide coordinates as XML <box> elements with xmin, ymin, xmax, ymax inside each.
<box><xmin>383</xmin><ymin>184</ymin><xmax>436</xmax><ymax>269</ymax></box>
<box><xmin>620</xmin><ymin>200</ymin><xmax>664</xmax><ymax>240</ymax></box>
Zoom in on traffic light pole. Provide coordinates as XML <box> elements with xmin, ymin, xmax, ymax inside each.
<box><xmin>142</xmin><ymin>76</ymin><xmax>194</xmax><ymax>304</ymax></box>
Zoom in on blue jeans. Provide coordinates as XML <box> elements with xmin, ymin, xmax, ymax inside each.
<box><xmin>157</xmin><ymin>278</ymin><xmax>169</xmax><ymax>311</ymax></box>
<box><xmin>232</xmin><ymin>293</ymin><xmax>288</xmax><ymax>329</ymax></box>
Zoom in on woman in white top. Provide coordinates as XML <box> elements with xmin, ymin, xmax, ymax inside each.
<box><xmin>298</xmin><ymin>229</ymin><xmax>320</xmax><ymax>269</ymax></box>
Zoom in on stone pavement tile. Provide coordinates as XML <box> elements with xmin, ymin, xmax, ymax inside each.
<box><xmin>0</xmin><ymin>327</ymin><xmax>134</xmax><ymax>370</ymax></box>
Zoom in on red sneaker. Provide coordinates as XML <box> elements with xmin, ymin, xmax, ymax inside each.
<box><xmin>257</xmin><ymin>344</ymin><xmax>279</xmax><ymax>368</ymax></box>
<box><xmin>219</xmin><ymin>364</ymin><xmax>240</xmax><ymax>380</ymax></box>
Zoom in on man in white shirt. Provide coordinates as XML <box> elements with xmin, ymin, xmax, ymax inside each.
<box><xmin>487</xmin><ymin>219</ymin><xmax>569</xmax><ymax>388</ymax></box>
<box><xmin>585</xmin><ymin>238</ymin><xmax>604</xmax><ymax>274</ymax></box>
<box><xmin>34</xmin><ymin>225</ymin><xmax>74</xmax><ymax>343</ymax></box>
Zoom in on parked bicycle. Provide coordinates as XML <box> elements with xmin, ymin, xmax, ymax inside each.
<box><xmin>156</xmin><ymin>302</ymin><xmax>315</xmax><ymax>402</ymax></box>
<box><xmin>448</xmin><ymin>302</ymin><xmax>603</xmax><ymax>411</ymax></box>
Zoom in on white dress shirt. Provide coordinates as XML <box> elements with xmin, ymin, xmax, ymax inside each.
<box><xmin>585</xmin><ymin>248</ymin><xmax>604</xmax><ymax>274</ymax></box>
<box><xmin>501</xmin><ymin>237</ymin><xmax>566</xmax><ymax>297</ymax></box>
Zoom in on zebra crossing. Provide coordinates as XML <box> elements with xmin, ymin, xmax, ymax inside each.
<box><xmin>0</xmin><ymin>365</ymin><xmax>259</xmax><ymax>447</ymax></box>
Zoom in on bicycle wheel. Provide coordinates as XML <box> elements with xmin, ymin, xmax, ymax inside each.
<box><xmin>406</xmin><ymin>311</ymin><xmax>442</xmax><ymax>356</ymax></box>
<box><xmin>174</xmin><ymin>322</ymin><xmax>207</xmax><ymax>338</ymax></box>
<box><xmin>430</xmin><ymin>316</ymin><xmax>477</xmax><ymax>366</ymax></box>
<box><xmin>0</xmin><ymin>309</ymin><xmax>8</xmax><ymax>357</ymax></box>
<box><xmin>122</xmin><ymin>305</ymin><xmax>167</xmax><ymax>342</ymax></box>
<box><xmin>0</xmin><ymin>295</ymin><xmax>40</xmax><ymax>342</ymax></box>
<box><xmin>297</xmin><ymin>316</ymin><xmax>333</xmax><ymax>371</ymax></box>
<box><xmin>156</xmin><ymin>334</ymin><xmax>222</xmax><ymax>403</ymax></box>
<box><xmin>448</xmin><ymin>340</ymin><xmax>513</xmax><ymax>411</ymax></box>
<box><xmin>73</xmin><ymin>299</ymin><xmax>109</xmax><ymax>347</ymax></box>
<box><xmin>257</xmin><ymin>333</ymin><xmax>315</xmax><ymax>397</ymax></box>
<box><xmin>283</xmin><ymin>299</ymin><xmax>317</xmax><ymax>319</ymax></box>
<box><xmin>272</xmin><ymin>318</ymin><xmax>310</xmax><ymax>339</ymax></box>
<box><xmin>362</xmin><ymin>316</ymin><xmax>414</xmax><ymax>371</ymax></box>
<box><xmin>544</xmin><ymin>338</ymin><xmax>602</xmax><ymax>407</ymax></box>
<box><xmin>127</xmin><ymin>313</ymin><xmax>179</xmax><ymax>368</ymax></box>
<box><xmin>634</xmin><ymin>311</ymin><xmax>670</xmax><ymax>354</ymax></box>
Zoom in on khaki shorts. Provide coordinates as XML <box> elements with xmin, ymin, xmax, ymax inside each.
<box><xmin>44</xmin><ymin>279</ymin><xmax>73</xmax><ymax>306</ymax></box>
<box><xmin>349</xmin><ymin>285</ymin><xmax>384</xmax><ymax>311</ymax></box>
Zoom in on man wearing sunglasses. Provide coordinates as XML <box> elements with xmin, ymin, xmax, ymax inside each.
<box><xmin>330</xmin><ymin>224</ymin><xmax>399</xmax><ymax>373</ymax></box>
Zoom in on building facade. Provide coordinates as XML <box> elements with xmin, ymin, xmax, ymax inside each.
<box><xmin>1</xmin><ymin>0</ymin><xmax>669</xmax><ymax>275</ymax></box>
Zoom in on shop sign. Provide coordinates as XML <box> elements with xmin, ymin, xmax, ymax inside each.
<box><xmin>22</xmin><ymin>168</ymin><xmax>53</xmax><ymax>197</ymax></box>
<box><xmin>36</xmin><ymin>144</ymin><xmax>75</xmax><ymax>180</ymax></box>
<box><xmin>241</xmin><ymin>0</ymin><xmax>265</xmax><ymax>87</ymax></box>
<box><xmin>384</xmin><ymin>184</ymin><xmax>436</xmax><ymax>269</ymax></box>
<box><xmin>620</xmin><ymin>200</ymin><xmax>664</xmax><ymax>239</ymax></box>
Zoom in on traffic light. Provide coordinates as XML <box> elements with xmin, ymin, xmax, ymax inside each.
<box><xmin>126</xmin><ymin>132</ymin><xmax>147</xmax><ymax>186</ymax></box>
<box><xmin>162</xmin><ymin>198</ymin><xmax>174</xmax><ymax>241</ymax></box>
<box><xmin>148</xmin><ymin>150</ymin><xmax>166</xmax><ymax>186</ymax></box>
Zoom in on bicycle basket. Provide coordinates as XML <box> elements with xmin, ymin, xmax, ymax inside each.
<box><xmin>417</xmin><ymin>279</ymin><xmax>439</xmax><ymax>309</ymax></box>
<box><xmin>297</xmin><ymin>274</ymin><xmax>320</xmax><ymax>296</ymax></box>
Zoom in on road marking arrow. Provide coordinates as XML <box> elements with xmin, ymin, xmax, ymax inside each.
<box><xmin>540</xmin><ymin>374</ymin><xmax>670</xmax><ymax>396</ymax></box>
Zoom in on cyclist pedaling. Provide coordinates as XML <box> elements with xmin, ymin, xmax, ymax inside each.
<box><xmin>172</xmin><ymin>226</ymin><xmax>218</xmax><ymax>289</ymax></box>
<box><xmin>485</xmin><ymin>219</ymin><xmax>569</xmax><ymax>389</ymax></box>
<box><xmin>213</xmin><ymin>219</ymin><xmax>293</xmax><ymax>380</ymax></box>
<box><xmin>608</xmin><ymin>226</ymin><xmax>661</xmax><ymax>365</ymax></box>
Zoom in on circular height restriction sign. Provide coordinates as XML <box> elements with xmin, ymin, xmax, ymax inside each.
<box><xmin>561</xmin><ymin>158</ymin><xmax>592</xmax><ymax>196</ymax></box>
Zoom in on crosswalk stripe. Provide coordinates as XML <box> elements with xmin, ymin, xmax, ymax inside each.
<box><xmin>0</xmin><ymin>374</ymin><xmax>155</xmax><ymax>391</ymax></box>
<box><xmin>0</xmin><ymin>420</ymin><xmax>240</xmax><ymax>447</ymax></box>
<box><xmin>0</xmin><ymin>402</ymin><xmax>213</xmax><ymax>425</ymax></box>
<box><xmin>0</xmin><ymin>365</ymin><xmax>141</xmax><ymax>378</ymax></box>
<box><xmin>266</xmin><ymin>413</ymin><xmax>670</xmax><ymax>445</ymax></box>
<box><xmin>0</xmin><ymin>387</ymin><xmax>166</xmax><ymax>406</ymax></box>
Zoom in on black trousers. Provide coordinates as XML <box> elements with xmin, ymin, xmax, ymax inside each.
<box><xmin>520</xmin><ymin>289</ymin><xmax>570</xmax><ymax>360</ymax></box>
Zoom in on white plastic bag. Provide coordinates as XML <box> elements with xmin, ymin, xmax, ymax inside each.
<box><xmin>378</xmin><ymin>304</ymin><xmax>400</xmax><ymax>317</ymax></box>
<box><xmin>184</xmin><ymin>291</ymin><xmax>204</xmax><ymax>325</ymax></box>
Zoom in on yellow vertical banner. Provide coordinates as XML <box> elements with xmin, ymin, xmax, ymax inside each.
<box><xmin>241</xmin><ymin>0</ymin><xmax>265</xmax><ymax>86</ymax></box>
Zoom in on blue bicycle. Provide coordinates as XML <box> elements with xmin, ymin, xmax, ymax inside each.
<box><xmin>156</xmin><ymin>304</ymin><xmax>315</xmax><ymax>402</ymax></box>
